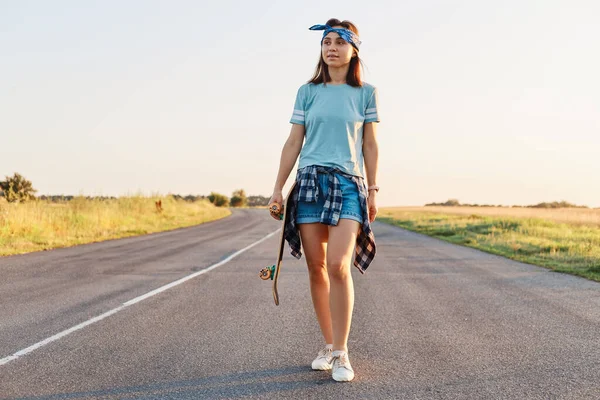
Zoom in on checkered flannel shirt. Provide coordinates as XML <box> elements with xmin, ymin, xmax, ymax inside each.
<box><xmin>284</xmin><ymin>165</ymin><xmax>377</xmax><ymax>274</ymax></box>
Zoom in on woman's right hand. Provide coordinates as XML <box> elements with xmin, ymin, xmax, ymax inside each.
<box><xmin>268</xmin><ymin>190</ymin><xmax>284</xmax><ymax>221</ymax></box>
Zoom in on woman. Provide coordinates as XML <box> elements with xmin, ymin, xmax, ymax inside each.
<box><xmin>268</xmin><ymin>18</ymin><xmax>380</xmax><ymax>382</ymax></box>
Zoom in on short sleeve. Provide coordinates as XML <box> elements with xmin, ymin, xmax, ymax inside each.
<box><xmin>365</xmin><ymin>87</ymin><xmax>380</xmax><ymax>123</ymax></box>
<box><xmin>290</xmin><ymin>85</ymin><xmax>306</xmax><ymax>125</ymax></box>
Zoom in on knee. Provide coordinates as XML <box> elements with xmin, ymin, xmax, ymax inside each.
<box><xmin>307</xmin><ymin>260</ymin><xmax>328</xmax><ymax>283</ymax></box>
<box><xmin>327</xmin><ymin>260</ymin><xmax>350</xmax><ymax>283</ymax></box>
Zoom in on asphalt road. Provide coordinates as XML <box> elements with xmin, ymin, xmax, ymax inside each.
<box><xmin>0</xmin><ymin>209</ymin><xmax>599</xmax><ymax>399</ymax></box>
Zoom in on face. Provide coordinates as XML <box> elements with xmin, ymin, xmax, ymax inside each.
<box><xmin>321</xmin><ymin>26</ymin><xmax>356</xmax><ymax>67</ymax></box>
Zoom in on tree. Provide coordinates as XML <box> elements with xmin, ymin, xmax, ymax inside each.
<box><xmin>247</xmin><ymin>195</ymin><xmax>270</xmax><ymax>207</ymax></box>
<box><xmin>443</xmin><ymin>198</ymin><xmax>460</xmax><ymax>206</ymax></box>
<box><xmin>230</xmin><ymin>189</ymin><xmax>247</xmax><ymax>207</ymax></box>
<box><xmin>0</xmin><ymin>173</ymin><xmax>37</xmax><ymax>203</ymax></box>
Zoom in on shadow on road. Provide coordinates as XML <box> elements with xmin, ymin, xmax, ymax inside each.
<box><xmin>13</xmin><ymin>365</ymin><xmax>336</xmax><ymax>399</ymax></box>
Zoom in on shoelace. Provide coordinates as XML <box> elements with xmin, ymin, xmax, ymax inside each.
<box><xmin>317</xmin><ymin>348</ymin><xmax>332</xmax><ymax>358</ymax></box>
<box><xmin>333</xmin><ymin>353</ymin><xmax>352</xmax><ymax>370</ymax></box>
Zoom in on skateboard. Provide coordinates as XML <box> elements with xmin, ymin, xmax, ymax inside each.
<box><xmin>259</xmin><ymin>181</ymin><xmax>297</xmax><ymax>306</ymax></box>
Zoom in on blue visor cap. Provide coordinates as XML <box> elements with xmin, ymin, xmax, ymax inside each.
<box><xmin>309</xmin><ymin>24</ymin><xmax>361</xmax><ymax>51</ymax></box>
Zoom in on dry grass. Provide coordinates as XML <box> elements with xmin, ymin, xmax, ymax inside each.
<box><xmin>0</xmin><ymin>195</ymin><xmax>231</xmax><ymax>256</ymax></box>
<box><xmin>378</xmin><ymin>206</ymin><xmax>600</xmax><ymax>282</ymax></box>
<box><xmin>383</xmin><ymin>206</ymin><xmax>600</xmax><ymax>227</ymax></box>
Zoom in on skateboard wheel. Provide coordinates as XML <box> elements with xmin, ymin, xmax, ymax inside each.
<box><xmin>269</xmin><ymin>203</ymin><xmax>281</xmax><ymax>215</ymax></box>
<box><xmin>259</xmin><ymin>265</ymin><xmax>276</xmax><ymax>280</ymax></box>
<box><xmin>259</xmin><ymin>267</ymin><xmax>272</xmax><ymax>280</ymax></box>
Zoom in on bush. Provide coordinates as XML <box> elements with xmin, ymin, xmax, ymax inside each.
<box><xmin>528</xmin><ymin>201</ymin><xmax>587</xmax><ymax>209</ymax></box>
<box><xmin>0</xmin><ymin>173</ymin><xmax>37</xmax><ymax>203</ymax></box>
<box><xmin>426</xmin><ymin>198</ymin><xmax>461</xmax><ymax>207</ymax></box>
<box><xmin>230</xmin><ymin>189</ymin><xmax>247</xmax><ymax>207</ymax></box>
<box><xmin>208</xmin><ymin>192</ymin><xmax>229</xmax><ymax>207</ymax></box>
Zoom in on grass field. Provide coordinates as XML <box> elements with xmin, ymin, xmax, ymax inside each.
<box><xmin>378</xmin><ymin>206</ymin><xmax>600</xmax><ymax>282</ymax></box>
<box><xmin>0</xmin><ymin>196</ymin><xmax>230</xmax><ymax>256</ymax></box>
<box><xmin>3</xmin><ymin>197</ymin><xmax>599</xmax><ymax>283</ymax></box>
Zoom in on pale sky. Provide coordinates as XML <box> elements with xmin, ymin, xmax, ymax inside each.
<box><xmin>1</xmin><ymin>0</ymin><xmax>598</xmax><ymax>207</ymax></box>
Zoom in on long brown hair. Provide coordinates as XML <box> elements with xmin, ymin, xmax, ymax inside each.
<box><xmin>309</xmin><ymin>18</ymin><xmax>362</xmax><ymax>87</ymax></box>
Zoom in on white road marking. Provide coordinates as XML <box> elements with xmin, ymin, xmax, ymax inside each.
<box><xmin>0</xmin><ymin>229</ymin><xmax>281</xmax><ymax>366</ymax></box>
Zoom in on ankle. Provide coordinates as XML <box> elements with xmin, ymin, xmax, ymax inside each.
<box><xmin>332</xmin><ymin>344</ymin><xmax>348</xmax><ymax>353</ymax></box>
<box><xmin>332</xmin><ymin>349</ymin><xmax>348</xmax><ymax>356</ymax></box>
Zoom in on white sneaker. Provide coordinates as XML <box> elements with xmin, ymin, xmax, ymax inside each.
<box><xmin>332</xmin><ymin>352</ymin><xmax>355</xmax><ymax>382</ymax></box>
<box><xmin>311</xmin><ymin>346</ymin><xmax>334</xmax><ymax>370</ymax></box>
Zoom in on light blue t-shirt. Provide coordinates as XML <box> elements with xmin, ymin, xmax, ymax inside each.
<box><xmin>290</xmin><ymin>82</ymin><xmax>380</xmax><ymax>178</ymax></box>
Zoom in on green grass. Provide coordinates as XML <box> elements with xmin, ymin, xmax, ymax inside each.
<box><xmin>378</xmin><ymin>209</ymin><xmax>600</xmax><ymax>282</ymax></box>
<box><xmin>0</xmin><ymin>195</ymin><xmax>231</xmax><ymax>256</ymax></box>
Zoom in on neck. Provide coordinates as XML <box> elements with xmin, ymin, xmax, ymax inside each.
<box><xmin>327</xmin><ymin>64</ymin><xmax>349</xmax><ymax>84</ymax></box>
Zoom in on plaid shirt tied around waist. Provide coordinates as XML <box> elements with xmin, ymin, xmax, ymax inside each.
<box><xmin>284</xmin><ymin>165</ymin><xmax>377</xmax><ymax>274</ymax></box>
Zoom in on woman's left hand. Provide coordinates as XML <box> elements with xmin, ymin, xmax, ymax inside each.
<box><xmin>367</xmin><ymin>192</ymin><xmax>378</xmax><ymax>223</ymax></box>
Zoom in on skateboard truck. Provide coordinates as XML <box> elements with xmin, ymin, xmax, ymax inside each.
<box><xmin>259</xmin><ymin>265</ymin><xmax>276</xmax><ymax>280</ymax></box>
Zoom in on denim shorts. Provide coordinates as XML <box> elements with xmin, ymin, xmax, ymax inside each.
<box><xmin>296</xmin><ymin>172</ymin><xmax>364</xmax><ymax>225</ymax></box>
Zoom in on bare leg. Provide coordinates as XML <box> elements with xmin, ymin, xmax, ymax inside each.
<box><xmin>327</xmin><ymin>219</ymin><xmax>360</xmax><ymax>353</ymax></box>
<box><xmin>299</xmin><ymin>222</ymin><xmax>333</xmax><ymax>345</ymax></box>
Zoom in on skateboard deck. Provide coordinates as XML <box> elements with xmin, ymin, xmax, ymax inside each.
<box><xmin>259</xmin><ymin>181</ymin><xmax>297</xmax><ymax>305</ymax></box>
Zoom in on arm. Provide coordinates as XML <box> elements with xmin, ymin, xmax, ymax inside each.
<box><xmin>363</xmin><ymin>122</ymin><xmax>379</xmax><ymax>223</ymax></box>
<box><xmin>273</xmin><ymin>123</ymin><xmax>305</xmax><ymax>193</ymax></box>
<box><xmin>363</xmin><ymin>122</ymin><xmax>379</xmax><ymax>194</ymax></box>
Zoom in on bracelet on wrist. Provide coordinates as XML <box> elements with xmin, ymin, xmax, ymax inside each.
<box><xmin>368</xmin><ymin>185</ymin><xmax>379</xmax><ymax>192</ymax></box>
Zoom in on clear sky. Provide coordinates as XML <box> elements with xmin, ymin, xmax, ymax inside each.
<box><xmin>1</xmin><ymin>1</ymin><xmax>598</xmax><ymax>207</ymax></box>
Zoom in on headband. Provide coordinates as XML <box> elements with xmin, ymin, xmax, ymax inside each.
<box><xmin>309</xmin><ymin>24</ymin><xmax>361</xmax><ymax>51</ymax></box>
